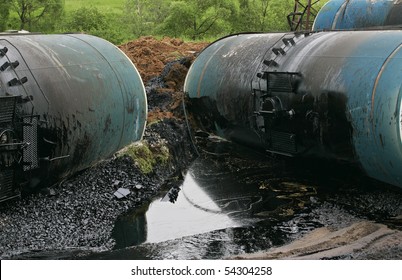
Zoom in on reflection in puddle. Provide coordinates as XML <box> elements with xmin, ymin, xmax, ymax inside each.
<box><xmin>145</xmin><ymin>173</ymin><xmax>240</xmax><ymax>244</ymax></box>
<box><xmin>112</xmin><ymin>166</ymin><xmax>266</xmax><ymax>249</ymax></box>
<box><xmin>104</xmin><ymin>141</ymin><xmax>402</xmax><ymax>260</ymax></box>
<box><xmin>111</xmin><ymin>152</ymin><xmax>318</xmax><ymax>252</ymax></box>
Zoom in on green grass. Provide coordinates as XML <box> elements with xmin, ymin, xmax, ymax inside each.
<box><xmin>119</xmin><ymin>141</ymin><xmax>170</xmax><ymax>174</ymax></box>
<box><xmin>65</xmin><ymin>0</ymin><xmax>126</xmax><ymax>13</ymax></box>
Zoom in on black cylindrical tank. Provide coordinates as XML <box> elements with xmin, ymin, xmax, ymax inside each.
<box><xmin>0</xmin><ymin>34</ymin><xmax>147</xmax><ymax>201</ymax></box>
<box><xmin>185</xmin><ymin>31</ymin><xmax>402</xmax><ymax>189</ymax></box>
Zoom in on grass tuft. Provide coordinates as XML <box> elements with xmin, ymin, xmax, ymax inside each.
<box><xmin>119</xmin><ymin>141</ymin><xmax>170</xmax><ymax>174</ymax></box>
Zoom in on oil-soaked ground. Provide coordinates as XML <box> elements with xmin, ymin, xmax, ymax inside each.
<box><xmin>85</xmin><ymin>137</ymin><xmax>402</xmax><ymax>260</ymax></box>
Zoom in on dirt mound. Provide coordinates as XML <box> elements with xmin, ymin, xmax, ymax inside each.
<box><xmin>120</xmin><ymin>36</ymin><xmax>209</xmax><ymax>125</ymax></box>
<box><xmin>119</xmin><ymin>36</ymin><xmax>208</xmax><ymax>84</ymax></box>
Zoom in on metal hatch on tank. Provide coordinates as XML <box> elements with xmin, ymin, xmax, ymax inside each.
<box><xmin>184</xmin><ymin>31</ymin><xmax>402</xmax><ymax>189</ymax></box>
<box><xmin>312</xmin><ymin>0</ymin><xmax>402</xmax><ymax>31</ymax></box>
<box><xmin>0</xmin><ymin>33</ymin><xmax>147</xmax><ymax>203</ymax></box>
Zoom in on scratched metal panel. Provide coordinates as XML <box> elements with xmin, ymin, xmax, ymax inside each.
<box><xmin>313</xmin><ymin>0</ymin><xmax>402</xmax><ymax>31</ymax></box>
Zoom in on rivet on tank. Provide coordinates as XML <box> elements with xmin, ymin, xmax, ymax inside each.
<box><xmin>184</xmin><ymin>30</ymin><xmax>402</xmax><ymax>189</ymax></box>
<box><xmin>0</xmin><ymin>33</ymin><xmax>147</xmax><ymax>203</ymax></box>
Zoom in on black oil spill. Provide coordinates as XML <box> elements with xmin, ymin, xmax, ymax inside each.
<box><xmin>88</xmin><ymin>139</ymin><xmax>402</xmax><ymax>260</ymax></box>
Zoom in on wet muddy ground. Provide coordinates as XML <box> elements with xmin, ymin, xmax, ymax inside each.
<box><xmin>80</xmin><ymin>138</ymin><xmax>402</xmax><ymax>260</ymax></box>
<box><xmin>0</xmin><ymin>118</ymin><xmax>195</xmax><ymax>259</ymax></box>
<box><xmin>0</xmin><ymin>37</ymin><xmax>401</xmax><ymax>260</ymax></box>
<box><xmin>1</xmin><ymin>116</ymin><xmax>401</xmax><ymax>260</ymax></box>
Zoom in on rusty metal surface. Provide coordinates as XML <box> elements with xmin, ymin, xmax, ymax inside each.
<box><xmin>313</xmin><ymin>0</ymin><xmax>402</xmax><ymax>30</ymax></box>
<box><xmin>185</xmin><ymin>31</ymin><xmax>402</xmax><ymax>189</ymax></box>
<box><xmin>0</xmin><ymin>34</ymin><xmax>147</xmax><ymax>199</ymax></box>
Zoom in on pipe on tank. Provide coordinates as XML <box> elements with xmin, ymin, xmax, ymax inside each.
<box><xmin>313</xmin><ymin>0</ymin><xmax>402</xmax><ymax>31</ymax></box>
<box><xmin>0</xmin><ymin>34</ymin><xmax>147</xmax><ymax>201</ymax></box>
<box><xmin>184</xmin><ymin>31</ymin><xmax>402</xmax><ymax>189</ymax></box>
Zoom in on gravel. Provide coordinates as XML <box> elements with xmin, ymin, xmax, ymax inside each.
<box><xmin>0</xmin><ymin>58</ymin><xmax>197</xmax><ymax>259</ymax></box>
<box><xmin>0</xmin><ymin>119</ymin><xmax>195</xmax><ymax>259</ymax></box>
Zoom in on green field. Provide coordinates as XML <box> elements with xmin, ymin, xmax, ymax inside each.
<box><xmin>65</xmin><ymin>0</ymin><xmax>126</xmax><ymax>13</ymax></box>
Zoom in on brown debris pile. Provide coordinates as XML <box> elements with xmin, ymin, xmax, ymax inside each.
<box><xmin>119</xmin><ymin>36</ymin><xmax>208</xmax><ymax>84</ymax></box>
<box><xmin>120</xmin><ymin>36</ymin><xmax>208</xmax><ymax>124</ymax></box>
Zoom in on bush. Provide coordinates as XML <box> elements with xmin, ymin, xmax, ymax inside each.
<box><xmin>58</xmin><ymin>6</ymin><xmax>132</xmax><ymax>44</ymax></box>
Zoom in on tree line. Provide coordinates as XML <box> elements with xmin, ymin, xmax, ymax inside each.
<box><xmin>0</xmin><ymin>0</ymin><xmax>328</xmax><ymax>44</ymax></box>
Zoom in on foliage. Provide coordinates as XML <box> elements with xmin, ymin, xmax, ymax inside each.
<box><xmin>56</xmin><ymin>6</ymin><xmax>131</xmax><ymax>44</ymax></box>
<box><xmin>10</xmin><ymin>0</ymin><xmax>64</xmax><ymax>31</ymax></box>
<box><xmin>232</xmin><ymin>0</ymin><xmax>293</xmax><ymax>32</ymax></box>
<box><xmin>65</xmin><ymin>0</ymin><xmax>125</xmax><ymax>13</ymax></box>
<box><xmin>63</xmin><ymin>6</ymin><xmax>106</xmax><ymax>31</ymax></box>
<box><xmin>0</xmin><ymin>1</ymin><xmax>12</xmax><ymax>31</ymax></box>
<box><xmin>161</xmin><ymin>0</ymin><xmax>239</xmax><ymax>40</ymax></box>
<box><xmin>90</xmin><ymin>14</ymin><xmax>133</xmax><ymax>44</ymax></box>
<box><xmin>0</xmin><ymin>0</ymin><xmax>330</xmax><ymax>44</ymax></box>
<box><xmin>123</xmin><ymin>0</ymin><xmax>169</xmax><ymax>38</ymax></box>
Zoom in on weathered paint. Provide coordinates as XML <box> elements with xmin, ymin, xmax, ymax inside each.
<box><xmin>311</xmin><ymin>0</ymin><xmax>345</xmax><ymax>30</ymax></box>
<box><xmin>184</xmin><ymin>31</ymin><xmax>402</xmax><ymax>189</ymax></box>
<box><xmin>313</xmin><ymin>0</ymin><xmax>402</xmax><ymax>30</ymax></box>
<box><xmin>0</xmin><ymin>34</ymin><xmax>147</xmax><ymax>199</ymax></box>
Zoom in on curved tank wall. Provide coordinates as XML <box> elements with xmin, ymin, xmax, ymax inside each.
<box><xmin>0</xmin><ymin>34</ymin><xmax>147</xmax><ymax>200</ymax></box>
<box><xmin>313</xmin><ymin>0</ymin><xmax>402</xmax><ymax>30</ymax></box>
<box><xmin>184</xmin><ymin>31</ymin><xmax>402</xmax><ymax>189</ymax></box>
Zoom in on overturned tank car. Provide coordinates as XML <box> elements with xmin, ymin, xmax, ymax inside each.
<box><xmin>313</xmin><ymin>0</ymin><xmax>402</xmax><ymax>31</ymax></box>
<box><xmin>184</xmin><ymin>30</ymin><xmax>402</xmax><ymax>189</ymax></box>
<box><xmin>0</xmin><ymin>34</ymin><xmax>147</xmax><ymax>202</ymax></box>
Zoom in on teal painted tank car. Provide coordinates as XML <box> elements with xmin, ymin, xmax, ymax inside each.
<box><xmin>185</xmin><ymin>31</ymin><xmax>402</xmax><ymax>189</ymax></box>
<box><xmin>313</xmin><ymin>0</ymin><xmax>402</xmax><ymax>31</ymax></box>
<box><xmin>0</xmin><ymin>34</ymin><xmax>147</xmax><ymax>202</ymax></box>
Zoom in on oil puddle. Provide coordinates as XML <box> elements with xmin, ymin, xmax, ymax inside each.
<box><xmin>101</xmin><ymin>143</ymin><xmax>328</xmax><ymax>259</ymax></box>
<box><xmin>89</xmin><ymin>141</ymin><xmax>402</xmax><ymax>260</ymax></box>
<box><xmin>112</xmin><ymin>159</ymin><xmax>274</xmax><ymax>249</ymax></box>
<box><xmin>113</xmin><ymin>171</ymin><xmax>244</xmax><ymax>247</ymax></box>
